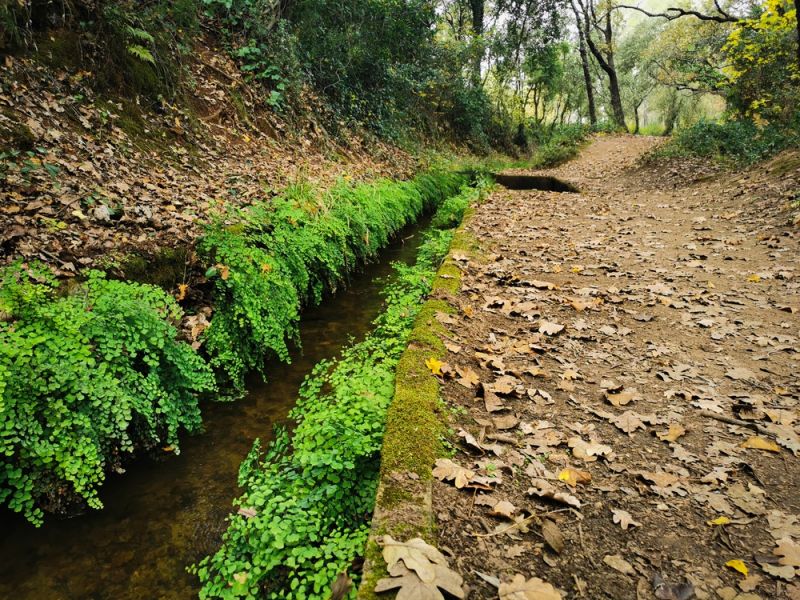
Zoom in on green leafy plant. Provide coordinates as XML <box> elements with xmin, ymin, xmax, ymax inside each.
<box><xmin>198</xmin><ymin>171</ymin><xmax>466</xmax><ymax>392</ymax></box>
<box><xmin>0</xmin><ymin>262</ymin><xmax>215</xmax><ymax>525</ymax></box>
<box><xmin>193</xmin><ymin>183</ymin><xmax>481</xmax><ymax>598</ymax></box>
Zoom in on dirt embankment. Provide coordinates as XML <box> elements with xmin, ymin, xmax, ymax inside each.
<box><xmin>0</xmin><ymin>38</ymin><xmax>418</xmax><ymax>279</ymax></box>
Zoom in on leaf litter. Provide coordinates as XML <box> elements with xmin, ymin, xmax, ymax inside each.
<box><xmin>427</xmin><ymin>137</ymin><xmax>800</xmax><ymax>599</ymax></box>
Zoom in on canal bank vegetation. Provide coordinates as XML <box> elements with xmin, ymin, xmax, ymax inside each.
<box><xmin>192</xmin><ymin>180</ymin><xmax>490</xmax><ymax>599</ymax></box>
<box><xmin>198</xmin><ymin>171</ymin><xmax>466</xmax><ymax>391</ymax></box>
<box><xmin>0</xmin><ymin>170</ymin><xmax>482</xmax><ymax>525</ymax></box>
<box><xmin>0</xmin><ymin>264</ymin><xmax>215</xmax><ymax>525</ymax></box>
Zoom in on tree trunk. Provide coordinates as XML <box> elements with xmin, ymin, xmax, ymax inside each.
<box><xmin>663</xmin><ymin>93</ymin><xmax>681</xmax><ymax>136</ymax></box>
<box><xmin>469</xmin><ymin>0</ymin><xmax>485</xmax><ymax>87</ymax></box>
<box><xmin>578</xmin><ymin>0</ymin><xmax>626</xmax><ymax>130</ymax></box>
<box><xmin>634</xmin><ymin>104</ymin><xmax>640</xmax><ymax>134</ymax></box>
<box><xmin>603</xmin><ymin>13</ymin><xmax>627</xmax><ymax>129</ymax></box>
<box><xmin>570</xmin><ymin>0</ymin><xmax>597</xmax><ymax>126</ymax></box>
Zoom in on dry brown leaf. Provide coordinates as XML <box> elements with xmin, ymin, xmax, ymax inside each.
<box><xmin>775</xmin><ymin>538</ymin><xmax>800</xmax><ymax>568</ymax></box>
<box><xmin>456</xmin><ymin>366</ymin><xmax>480</xmax><ymax>389</ymax></box>
<box><xmin>605</xmin><ymin>388</ymin><xmax>640</xmax><ymax>407</ymax></box>
<box><xmin>603</xmin><ymin>554</ymin><xmax>635</xmax><ymax>576</ymax></box>
<box><xmin>432</xmin><ymin>459</ymin><xmax>475</xmax><ymax>489</ymax></box>
<box><xmin>541</xmin><ymin>519</ymin><xmax>565</xmax><ymax>554</ymax></box>
<box><xmin>484</xmin><ymin>390</ymin><xmax>507</xmax><ymax>413</ymax></box>
<box><xmin>538</xmin><ymin>320</ymin><xmax>565</xmax><ymax>336</ymax></box>
<box><xmin>557</xmin><ymin>467</ymin><xmax>592</xmax><ymax>487</ymax></box>
<box><xmin>489</xmin><ymin>500</ymin><xmax>518</xmax><ymax>520</ymax></box>
<box><xmin>492</xmin><ymin>414</ymin><xmax>519</xmax><ymax>431</ymax></box>
<box><xmin>568</xmin><ymin>436</ymin><xmax>614</xmax><ymax>462</ymax></box>
<box><xmin>658</xmin><ymin>423</ymin><xmax>687</xmax><ymax>443</ymax></box>
<box><xmin>740</xmin><ymin>436</ymin><xmax>780</xmax><ymax>453</ymax></box>
<box><xmin>527</xmin><ymin>478</ymin><xmax>581</xmax><ymax>509</ymax></box>
<box><xmin>498</xmin><ymin>574</ymin><xmax>563</xmax><ymax>600</ymax></box>
<box><xmin>612</xmin><ymin>508</ymin><xmax>642</xmax><ymax>530</ymax></box>
<box><xmin>530</xmin><ymin>280</ymin><xmax>557</xmax><ymax>290</ymax></box>
<box><xmin>612</xmin><ymin>411</ymin><xmax>646</xmax><ymax>435</ymax></box>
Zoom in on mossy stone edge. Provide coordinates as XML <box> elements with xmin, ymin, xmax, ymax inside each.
<box><xmin>357</xmin><ymin>212</ymin><xmax>482</xmax><ymax>600</ymax></box>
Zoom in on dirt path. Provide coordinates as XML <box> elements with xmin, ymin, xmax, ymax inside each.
<box><xmin>430</xmin><ymin>135</ymin><xmax>800</xmax><ymax>599</ymax></box>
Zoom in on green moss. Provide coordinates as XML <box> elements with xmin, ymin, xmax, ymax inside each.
<box><xmin>359</xmin><ymin>217</ymin><xmax>485</xmax><ymax>599</ymax></box>
<box><xmin>119</xmin><ymin>247</ymin><xmax>191</xmax><ymax>290</ymax></box>
<box><xmin>0</xmin><ymin>110</ymin><xmax>35</xmax><ymax>153</ymax></box>
<box><xmin>33</xmin><ymin>30</ymin><xmax>83</xmax><ymax>71</ymax></box>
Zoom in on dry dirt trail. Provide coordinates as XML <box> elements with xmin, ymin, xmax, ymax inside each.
<box><xmin>429</xmin><ymin>135</ymin><xmax>800</xmax><ymax>599</ymax></box>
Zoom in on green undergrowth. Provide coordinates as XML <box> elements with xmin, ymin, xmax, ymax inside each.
<box><xmin>192</xmin><ymin>180</ymin><xmax>489</xmax><ymax>599</ymax></box>
<box><xmin>654</xmin><ymin>116</ymin><xmax>800</xmax><ymax>166</ymax></box>
<box><xmin>198</xmin><ymin>171</ymin><xmax>467</xmax><ymax>392</ymax></box>
<box><xmin>0</xmin><ymin>263</ymin><xmax>215</xmax><ymax>525</ymax></box>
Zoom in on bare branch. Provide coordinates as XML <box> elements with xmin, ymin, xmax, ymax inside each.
<box><xmin>614</xmin><ymin>3</ymin><xmax>740</xmax><ymax>22</ymax></box>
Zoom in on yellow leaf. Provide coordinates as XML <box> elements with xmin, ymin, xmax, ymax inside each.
<box><xmin>425</xmin><ymin>357</ymin><xmax>443</xmax><ymax>376</ymax></box>
<box><xmin>740</xmin><ymin>436</ymin><xmax>780</xmax><ymax>452</ymax></box>
<box><xmin>261</xmin><ymin>263</ymin><xmax>272</xmax><ymax>273</ymax></box>
<box><xmin>747</xmin><ymin>274</ymin><xmax>761</xmax><ymax>283</ymax></box>
<box><xmin>570</xmin><ymin>266</ymin><xmax>583</xmax><ymax>273</ymax></box>
<box><xmin>552</xmin><ymin>264</ymin><xmax>562</xmax><ymax>273</ymax></box>
<box><xmin>175</xmin><ymin>283</ymin><xmax>189</xmax><ymax>302</ymax></box>
<box><xmin>707</xmin><ymin>516</ymin><xmax>731</xmax><ymax>526</ymax></box>
<box><xmin>725</xmin><ymin>559</ymin><xmax>748</xmax><ymax>577</ymax></box>
<box><xmin>463</xmin><ymin>305</ymin><xmax>474</xmax><ymax>317</ymax></box>
<box><xmin>558</xmin><ymin>467</ymin><xmax>592</xmax><ymax>487</ymax></box>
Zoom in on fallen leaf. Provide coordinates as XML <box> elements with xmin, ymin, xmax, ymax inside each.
<box><xmin>725</xmin><ymin>559</ymin><xmax>749</xmax><ymax>577</ymax></box>
<box><xmin>605</xmin><ymin>388</ymin><xmax>640</xmax><ymax>407</ymax></box>
<box><xmin>558</xmin><ymin>467</ymin><xmax>592</xmax><ymax>487</ymax></box>
<box><xmin>707</xmin><ymin>516</ymin><xmax>731</xmax><ymax>526</ymax></box>
<box><xmin>426</xmin><ymin>357</ymin><xmax>444</xmax><ymax>376</ymax></box>
<box><xmin>658</xmin><ymin>423</ymin><xmax>687</xmax><ymax>443</ymax></box>
<box><xmin>456</xmin><ymin>366</ymin><xmax>480</xmax><ymax>388</ymax></box>
<box><xmin>489</xmin><ymin>500</ymin><xmax>518</xmax><ymax>520</ymax></box>
<box><xmin>498</xmin><ymin>573</ymin><xmax>563</xmax><ymax>600</ymax></box>
<box><xmin>612</xmin><ymin>411</ymin><xmax>646</xmax><ymax>435</ymax></box>
<box><xmin>530</xmin><ymin>280</ymin><xmax>557</xmax><ymax>290</ymax></box>
<box><xmin>612</xmin><ymin>509</ymin><xmax>641</xmax><ymax>530</ymax></box>
<box><xmin>739</xmin><ymin>436</ymin><xmax>780</xmax><ymax>453</ymax></box>
<box><xmin>541</xmin><ymin>519</ymin><xmax>565</xmax><ymax>554</ymax></box>
<box><xmin>527</xmin><ymin>479</ymin><xmax>581</xmax><ymax>509</ymax></box>
<box><xmin>604</xmin><ymin>554</ymin><xmax>635</xmax><ymax>576</ymax></box>
<box><xmin>774</xmin><ymin>537</ymin><xmax>800</xmax><ymax>568</ymax></box>
<box><xmin>432</xmin><ymin>459</ymin><xmax>475</xmax><ymax>488</ymax></box>
<box><xmin>538</xmin><ymin>320</ymin><xmax>564</xmax><ymax>336</ymax></box>
<box><xmin>725</xmin><ymin>367</ymin><xmax>758</xmax><ymax>381</ymax></box>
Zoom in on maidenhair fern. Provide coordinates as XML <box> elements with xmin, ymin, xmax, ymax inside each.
<box><xmin>0</xmin><ymin>263</ymin><xmax>215</xmax><ymax>525</ymax></box>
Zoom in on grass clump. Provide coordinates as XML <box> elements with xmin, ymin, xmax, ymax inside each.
<box><xmin>198</xmin><ymin>171</ymin><xmax>467</xmax><ymax>392</ymax></box>
<box><xmin>0</xmin><ymin>262</ymin><xmax>215</xmax><ymax>525</ymax></box>
<box><xmin>192</xmin><ymin>184</ymin><xmax>479</xmax><ymax>600</ymax></box>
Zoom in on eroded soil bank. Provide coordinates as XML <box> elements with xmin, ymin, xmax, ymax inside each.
<box><xmin>423</xmin><ymin>136</ymin><xmax>799</xmax><ymax>599</ymax></box>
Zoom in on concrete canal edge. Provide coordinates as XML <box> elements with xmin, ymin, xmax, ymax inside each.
<box><xmin>357</xmin><ymin>209</ymin><xmax>485</xmax><ymax>599</ymax></box>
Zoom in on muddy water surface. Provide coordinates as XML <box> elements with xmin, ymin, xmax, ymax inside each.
<box><xmin>0</xmin><ymin>220</ymin><xmax>430</xmax><ymax>600</ymax></box>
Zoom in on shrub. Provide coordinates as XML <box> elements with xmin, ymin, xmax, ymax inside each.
<box><xmin>198</xmin><ymin>171</ymin><xmax>466</xmax><ymax>391</ymax></box>
<box><xmin>193</xmin><ymin>182</ymin><xmax>484</xmax><ymax>599</ymax></box>
<box><xmin>0</xmin><ymin>263</ymin><xmax>215</xmax><ymax>525</ymax></box>
<box><xmin>657</xmin><ymin>116</ymin><xmax>800</xmax><ymax>165</ymax></box>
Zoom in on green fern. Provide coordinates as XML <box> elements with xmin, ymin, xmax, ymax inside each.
<box><xmin>127</xmin><ymin>44</ymin><xmax>156</xmax><ymax>64</ymax></box>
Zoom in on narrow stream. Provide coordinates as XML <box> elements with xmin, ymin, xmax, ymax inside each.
<box><xmin>0</xmin><ymin>218</ymin><xmax>432</xmax><ymax>600</ymax></box>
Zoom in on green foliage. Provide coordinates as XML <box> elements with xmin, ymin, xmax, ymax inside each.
<box><xmin>193</xmin><ymin>184</ymin><xmax>479</xmax><ymax>599</ymax></box>
<box><xmin>528</xmin><ymin>123</ymin><xmax>590</xmax><ymax>168</ymax></box>
<box><xmin>0</xmin><ymin>262</ymin><xmax>215</xmax><ymax>525</ymax></box>
<box><xmin>657</xmin><ymin>116</ymin><xmax>800</xmax><ymax>165</ymax></box>
<box><xmin>198</xmin><ymin>172</ymin><xmax>466</xmax><ymax>392</ymax></box>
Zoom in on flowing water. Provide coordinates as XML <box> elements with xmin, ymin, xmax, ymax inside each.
<box><xmin>0</xmin><ymin>219</ymin><xmax>431</xmax><ymax>600</ymax></box>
